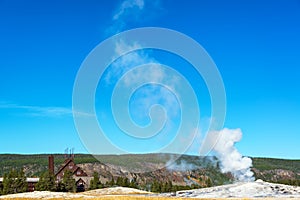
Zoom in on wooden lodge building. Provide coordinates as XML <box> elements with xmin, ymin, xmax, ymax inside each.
<box><xmin>0</xmin><ymin>155</ymin><xmax>92</xmax><ymax>192</ymax></box>
<box><xmin>49</xmin><ymin>155</ymin><xmax>92</xmax><ymax>192</ymax></box>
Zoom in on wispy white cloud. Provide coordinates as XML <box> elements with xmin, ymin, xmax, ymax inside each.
<box><xmin>108</xmin><ymin>0</ymin><xmax>145</xmax><ymax>33</ymax></box>
<box><xmin>108</xmin><ymin>0</ymin><xmax>162</xmax><ymax>33</ymax></box>
<box><xmin>104</xmin><ymin>40</ymin><xmax>150</xmax><ymax>85</ymax></box>
<box><xmin>113</xmin><ymin>0</ymin><xmax>145</xmax><ymax>21</ymax></box>
<box><xmin>106</xmin><ymin>40</ymin><xmax>181</xmax><ymax>119</ymax></box>
<box><xmin>0</xmin><ymin>102</ymin><xmax>93</xmax><ymax>118</ymax></box>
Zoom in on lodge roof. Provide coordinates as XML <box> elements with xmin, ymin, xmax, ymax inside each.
<box><xmin>0</xmin><ymin>177</ymin><xmax>39</xmax><ymax>182</ymax></box>
<box><xmin>55</xmin><ymin>158</ymin><xmax>87</xmax><ymax>177</ymax></box>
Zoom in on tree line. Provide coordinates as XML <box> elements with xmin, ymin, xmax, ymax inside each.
<box><xmin>0</xmin><ymin>168</ymin><xmax>216</xmax><ymax>195</ymax></box>
<box><xmin>4</xmin><ymin>168</ymin><xmax>299</xmax><ymax>195</ymax></box>
<box><xmin>0</xmin><ymin>169</ymin><xmax>27</xmax><ymax>195</ymax></box>
<box><xmin>36</xmin><ymin>170</ymin><xmax>77</xmax><ymax>192</ymax></box>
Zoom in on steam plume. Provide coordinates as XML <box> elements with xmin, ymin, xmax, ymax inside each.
<box><xmin>212</xmin><ymin>128</ymin><xmax>254</xmax><ymax>182</ymax></box>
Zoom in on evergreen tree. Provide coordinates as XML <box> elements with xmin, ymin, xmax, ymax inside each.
<box><xmin>36</xmin><ymin>171</ymin><xmax>56</xmax><ymax>191</ymax></box>
<box><xmin>151</xmin><ymin>180</ymin><xmax>161</xmax><ymax>193</ymax></box>
<box><xmin>161</xmin><ymin>182</ymin><xmax>167</xmax><ymax>193</ymax></box>
<box><xmin>0</xmin><ymin>181</ymin><xmax>3</xmax><ymax>195</ymax></box>
<box><xmin>15</xmin><ymin>170</ymin><xmax>27</xmax><ymax>193</ymax></box>
<box><xmin>129</xmin><ymin>178</ymin><xmax>138</xmax><ymax>189</ymax></box>
<box><xmin>2</xmin><ymin>169</ymin><xmax>27</xmax><ymax>194</ymax></box>
<box><xmin>206</xmin><ymin>177</ymin><xmax>213</xmax><ymax>187</ymax></box>
<box><xmin>89</xmin><ymin>172</ymin><xmax>102</xmax><ymax>190</ymax></box>
<box><xmin>61</xmin><ymin>170</ymin><xmax>76</xmax><ymax>192</ymax></box>
<box><xmin>122</xmin><ymin>177</ymin><xmax>129</xmax><ymax>187</ymax></box>
<box><xmin>56</xmin><ymin>182</ymin><xmax>66</xmax><ymax>192</ymax></box>
<box><xmin>116</xmin><ymin>177</ymin><xmax>123</xmax><ymax>186</ymax></box>
<box><xmin>109</xmin><ymin>176</ymin><xmax>115</xmax><ymax>186</ymax></box>
<box><xmin>2</xmin><ymin>172</ymin><xmax>13</xmax><ymax>195</ymax></box>
<box><xmin>165</xmin><ymin>180</ymin><xmax>172</xmax><ymax>192</ymax></box>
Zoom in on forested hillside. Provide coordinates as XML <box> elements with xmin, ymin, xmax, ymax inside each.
<box><xmin>0</xmin><ymin>154</ymin><xmax>299</xmax><ymax>186</ymax></box>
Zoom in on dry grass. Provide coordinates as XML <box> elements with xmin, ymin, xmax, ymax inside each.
<box><xmin>0</xmin><ymin>196</ymin><xmax>238</xmax><ymax>200</ymax></box>
<box><xmin>0</xmin><ymin>197</ymin><xmax>296</xmax><ymax>200</ymax></box>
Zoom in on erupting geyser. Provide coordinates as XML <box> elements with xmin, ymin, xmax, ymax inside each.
<box><xmin>212</xmin><ymin>128</ymin><xmax>254</xmax><ymax>182</ymax></box>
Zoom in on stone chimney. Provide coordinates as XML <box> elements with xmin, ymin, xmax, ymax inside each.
<box><xmin>48</xmin><ymin>155</ymin><xmax>54</xmax><ymax>174</ymax></box>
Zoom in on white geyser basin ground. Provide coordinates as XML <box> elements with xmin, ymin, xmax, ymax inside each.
<box><xmin>174</xmin><ymin>179</ymin><xmax>300</xmax><ymax>198</ymax></box>
<box><xmin>0</xmin><ymin>187</ymin><xmax>151</xmax><ymax>199</ymax></box>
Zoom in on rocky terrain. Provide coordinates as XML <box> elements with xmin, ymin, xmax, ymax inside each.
<box><xmin>77</xmin><ymin>162</ymin><xmax>226</xmax><ymax>187</ymax></box>
<box><xmin>253</xmin><ymin>168</ymin><xmax>299</xmax><ymax>182</ymax></box>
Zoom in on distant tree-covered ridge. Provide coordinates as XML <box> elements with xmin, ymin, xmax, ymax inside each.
<box><xmin>0</xmin><ymin>154</ymin><xmax>98</xmax><ymax>177</ymax></box>
<box><xmin>0</xmin><ymin>154</ymin><xmax>299</xmax><ymax>187</ymax></box>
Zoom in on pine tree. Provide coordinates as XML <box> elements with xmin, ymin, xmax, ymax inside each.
<box><xmin>89</xmin><ymin>172</ymin><xmax>102</xmax><ymax>190</ymax></box>
<box><xmin>109</xmin><ymin>176</ymin><xmax>115</xmax><ymax>186</ymax></box>
<box><xmin>15</xmin><ymin>170</ymin><xmax>27</xmax><ymax>193</ymax></box>
<box><xmin>129</xmin><ymin>178</ymin><xmax>138</xmax><ymax>189</ymax></box>
<box><xmin>2</xmin><ymin>169</ymin><xmax>27</xmax><ymax>194</ymax></box>
<box><xmin>0</xmin><ymin>180</ymin><xmax>3</xmax><ymax>195</ymax></box>
<box><xmin>57</xmin><ymin>182</ymin><xmax>66</xmax><ymax>192</ymax></box>
<box><xmin>206</xmin><ymin>177</ymin><xmax>213</xmax><ymax>187</ymax></box>
<box><xmin>151</xmin><ymin>180</ymin><xmax>161</xmax><ymax>193</ymax></box>
<box><xmin>62</xmin><ymin>170</ymin><xmax>76</xmax><ymax>192</ymax></box>
<box><xmin>161</xmin><ymin>182</ymin><xmax>167</xmax><ymax>193</ymax></box>
<box><xmin>116</xmin><ymin>177</ymin><xmax>123</xmax><ymax>186</ymax></box>
<box><xmin>36</xmin><ymin>171</ymin><xmax>56</xmax><ymax>191</ymax></box>
<box><xmin>166</xmin><ymin>180</ymin><xmax>172</xmax><ymax>192</ymax></box>
<box><xmin>122</xmin><ymin>177</ymin><xmax>129</xmax><ymax>187</ymax></box>
<box><xmin>2</xmin><ymin>172</ymin><xmax>13</xmax><ymax>195</ymax></box>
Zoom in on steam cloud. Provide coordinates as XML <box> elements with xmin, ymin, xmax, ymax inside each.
<box><xmin>166</xmin><ymin>155</ymin><xmax>198</xmax><ymax>171</ymax></box>
<box><xmin>212</xmin><ymin>128</ymin><xmax>254</xmax><ymax>182</ymax></box>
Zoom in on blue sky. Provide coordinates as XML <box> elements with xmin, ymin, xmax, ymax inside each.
<box><xmin>0</xmin><ymin>0</ymin><xmax>299</xmax><ymax>158</ymax></box>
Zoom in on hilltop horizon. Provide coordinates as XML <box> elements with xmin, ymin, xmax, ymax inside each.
<box><xmin>0</xmin><ymin>152</ymin><xmax>298</xmax><ymax>160</ymax></box>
